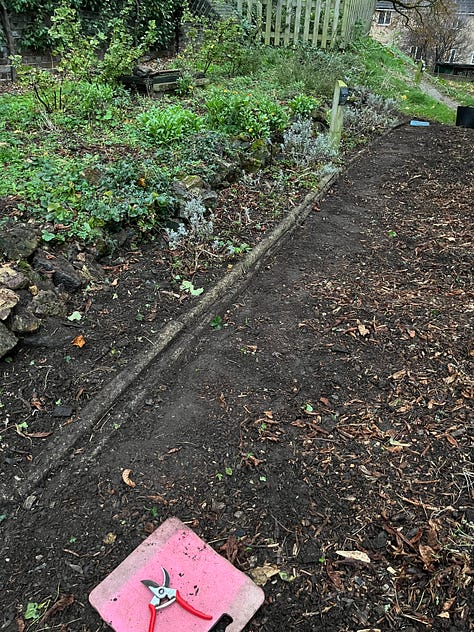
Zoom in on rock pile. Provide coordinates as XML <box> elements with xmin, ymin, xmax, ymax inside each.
<box><xmin>0</xmin><ymin>221</ymin><xmax>84</xmax><ymax>359</ymax></box>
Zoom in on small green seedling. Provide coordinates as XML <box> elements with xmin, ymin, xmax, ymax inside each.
<box><xmin>67</xmin><ymin>311</ymin><xmax>82</xmax><ymax>321</ymax></box>
<box><xmin>210</xmin><ymin>315</ymin><xmax>223</xmax><ymax>330</ymax></box>
<box><xmin>180</xmin><ymin>280</ymin><xmax>204</xmax><ymax>296</ymax></box>
<box><xmin>24</xmin><ymin>600</ymin><xmax>49</xmax><ymax>620</ymax></box>
<box><xmin>225</xmin><ymin>467</ymin><xmax>233</xmax><ymax>476</ymax></box>
<box><xmin>15</xmin><ymin>421</ymin><xmax>28</xmax><ymax>433</ymax></box>
<box><xmin>388</xmin><ymin>230</ymin><xmax>397</xmax><ymax>238</ymax></box>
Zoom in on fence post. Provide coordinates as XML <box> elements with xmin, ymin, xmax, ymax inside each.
<box><xmin>329</xmin><ymin>79</ymin><xmax>348</xmax><ymax>148</ymax></box>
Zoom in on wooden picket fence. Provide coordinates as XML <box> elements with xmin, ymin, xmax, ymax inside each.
<box><xmin>234</xmin><ymin>0</ymin><xmax>376</xmax><ymax>48</ymax></box>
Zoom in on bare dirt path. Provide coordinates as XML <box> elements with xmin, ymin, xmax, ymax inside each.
<box><xmin>420</xmin><ymin>77</ymin><xmax>460</xmax><ymax>110</ymax></box>
<box><xmin>2</xmin><ymin>123</ymin><xmax>473</xmax><ymax>632</ymax></box>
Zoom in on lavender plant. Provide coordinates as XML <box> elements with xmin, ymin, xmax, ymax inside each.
<box><xmin>165</xmin><ymin>197</ymin><xmax>215</xmax><ymax>249</ymax></box>
<box><xmin>281</xmin><ymin>118</ymin><xmax>337</xmax><ymax>166</ymax></box>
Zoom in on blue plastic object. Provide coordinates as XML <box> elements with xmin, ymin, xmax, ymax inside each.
<box><xmin>410</xmin><ymin>120</ymin><xmax>430</xmax><ymax>126</ymax></box>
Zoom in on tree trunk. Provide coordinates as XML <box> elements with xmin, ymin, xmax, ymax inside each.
<box><xmin>0</xmin><ymin>2</ymin><xmax>16</xmax><ymax>57</ymax></box>
<box><xmin>0</xmin><ymin>2</ymin><xmax>16</xmax><ymax>79</ymax></box>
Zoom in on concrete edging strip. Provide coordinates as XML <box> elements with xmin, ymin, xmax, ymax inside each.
<box><xmin>3</xmin><ymin>172</ymin><xmax>337</xmax><ymax>506</ymax></box>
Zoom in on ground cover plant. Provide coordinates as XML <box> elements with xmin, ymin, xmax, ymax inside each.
<box><xmin>2</xmin><ymin>22</ymin><xmax>457</xmax><ymax>254</ymax></box>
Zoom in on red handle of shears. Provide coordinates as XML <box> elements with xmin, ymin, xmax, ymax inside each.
<box><xmin>176</xmin><ymin>590</ymin><xmax>212</xmax><ymax>620</ymax></box>
<box><xmin>147</xmin><ymin>603</ymin><xmax>156</xmax><ymax>632</ymax></box>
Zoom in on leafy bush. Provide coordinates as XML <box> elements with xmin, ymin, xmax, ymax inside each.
<box><xmin>138</xmin><ymin>105</ymin><xmax>204</xmax><ymax>145</ymax></box>
<box><xmin>179</xmin><ymin>14</ymin><xmax>261</xmax><ymax>78</ymax></box>
<box><xmin>267</xmin><ymin>46</ymin><xmax>357</xmax><ymax>99</ymax></box>
<box><xmin>11</xmin><ymin>1</ymin><xmax>157</xmax><ymax>115</ymax></box>
<box><xmin>15</xmin><ymin>156</ymin><xmax>174</xmax><ymax>242</ymax></box>
<box><xmin>11</xmin><ymin>0</ymin><xmax>179</xmax><ymax>53</ymax></box>
<box><xmin>172</xmin><ymin>130</ymin><xmax>241</xmax><ymax>181</ymax></box>
<box><xmin>288</xmin><ymin>94</ymin><xmax>322</xmax><ymax>118</ymax></box>
<box><xmin>205</xmin><ymin>89</ymin><xmax>288</xmax><ymax>141</ymax></box>
<box><xmin>66</xmin><ymin>82</ymin><xmax>119</xmax><ymax>119</ymax></box>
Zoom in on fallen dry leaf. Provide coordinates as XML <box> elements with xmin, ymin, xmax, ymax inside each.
<box><xmin>222</xmin><ymin>534</ymin><xmax>239</xmax><ymax>565</ymax></box>
<box><xmin>336</xmin><ymin>550</ymin><xmax>371</xmax><ymax>564</ymax></box>
<box><xmin>390</xmin><ymin>368</ymin><xmax>407</xmax><ymax>380</ymax></box>
<box><xmin>245</xmin><ymin>453</ymin><xmax>264</xmax><ymax>467</ymax></box>
<box><xmin>30</xmin><ymin>395</ymin><xmax>44</xmax><ymax>410</ymax></box>
<box><xmin>326</xmin><ymin>561</ymin><xmax>343</xmax><ymax>590</ymax></box>
<box><xmin>25</xmin><ymin>431</ymin><xmax>53</xmax><ymax>438</ymax></box>
<box><xmin>103</xmin><ymin>532</ymin><xmax>117</xmax><ymax>545</ymax></box>
<box><xmin>40</xmin><ymin>594</ymin><xmax>74</xmax><ymax>622</ymax></box>
<box><xmin>445</xmin><ymin>434</ymin><xmax>459</xmax><ymax>448</ymax></box>
<box><xmin>249</xmin><ymin>563</ymin><xmax>280</xmax><ymax>586</ymax></box>
<box><xmin>147</xmin><ymin>494</ymin><xmax>166</xmax><ymax>503</ymax></box>
<box><xmin>16</xmin><ymin>619</ymin><xmax>25</xmax><ymax>632</ymax></box>
<box><xmin>122</xmin><ymin>468</ymin><xmax>136</xmax><ymax>488</ymax></box>
<box><xmin>441</xmin><ymin>597</ymin><xmax>456</xmax><ymax>612</ymax></box>
<box><xmin>357</xmin><ymin>320</ymin><xmax>370</xmax><ymax>337</ymax></box>
<box><xmin>418</xmin><ymin>544</ymin><xmax>438</xmax><ymax>568</ymax></box>
<box><xmin>72</xmin><ymin>334</ymin><xmax>86</xmax><ymax>348</ymax></box>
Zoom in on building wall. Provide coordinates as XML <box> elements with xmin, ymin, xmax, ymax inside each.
<box><xmin>370</xmin><ymin>1</ymin><xmax>474</xmax><ymax>65</ymax></box>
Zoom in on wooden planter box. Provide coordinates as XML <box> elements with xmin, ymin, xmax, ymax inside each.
<box><xmin>121</xmin><ymin>69</ymin><xmax>208</xmax><ymax>94</ymax></box>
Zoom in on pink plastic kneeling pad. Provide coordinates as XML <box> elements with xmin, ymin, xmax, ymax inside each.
<box><xmin>89</xmin><ymin>517</ymin><xmax>265</xmax><ymax>631</ymax></box>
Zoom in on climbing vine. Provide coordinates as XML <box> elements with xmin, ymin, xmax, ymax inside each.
<box><xmin>1</xmin><ymin>0</ymin><xmax>182</xmax><ymax>52</ymax></box>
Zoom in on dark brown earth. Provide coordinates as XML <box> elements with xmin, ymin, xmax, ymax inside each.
<box><xmin>1</xmin><ymin>123</ymin><xmax>473</xmax><ymax>632</ymax></box>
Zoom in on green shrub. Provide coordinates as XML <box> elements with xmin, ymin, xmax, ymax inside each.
<box><xmin>14</xmin><ymin>155</ymin><xmax>174</xmax><ymax>242</ymax></box>
<box><xmin>288</xmin><ymin>94</ymin><xmax>322</xmax><ymax>118</ymax></box>
<box><xmin>138</xmin><ymin>105</ymin><xmax>204</xmax><ymax>145</ymax></box>
<box><xmin>266</xmin><ymin>46</ymin><xmax>356</xmax><ymax>99</ymax></box>
<box><xmin>11</xmin><ymin>1</ymin><xmax>157</xmax><ymax>116</ymax></box>
<box><xmin>205</xmin><ymin>89</ymin><xmax>288</xmax><ymax>141</ymax></box>
<box><xmin>179</xmin><ymin>14</ymin><xmax>261</xmax><ymax>78</ymax></box>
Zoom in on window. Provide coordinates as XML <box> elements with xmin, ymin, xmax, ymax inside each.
<box><xmin>447</xmin><ymin>49</ymin><xmax>456</xmax><ymax>63</ymax></box>
<box><xmin>471</xmin><ymin>51</ymin><xmax>474</xmax><ymax>64</ymax></box>
<box><xmin>377</xmin><ymin>10</ymin><xmax>392</xmax><ymax>25</ymax></box>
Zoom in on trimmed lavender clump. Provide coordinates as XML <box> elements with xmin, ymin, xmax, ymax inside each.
<box><xmin>281</xmin><ymin>117</ymin><xmax>337</xmax><ymax>166</ymax></box>
<box><xmin>165</xmin><ymin>197</ymin><xmax>215</xmax><ymax>249</ymax></box>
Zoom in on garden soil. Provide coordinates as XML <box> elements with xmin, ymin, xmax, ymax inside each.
<box><xmin>1</xmin><ymin>122</ymin><xmax>473</xmax><ymax>632</ymax></box>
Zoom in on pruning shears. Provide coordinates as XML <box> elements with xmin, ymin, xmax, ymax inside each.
<box><xmin>142</xmin><ymin>567</ymin><xmax>212</xmax><ymax>631</ymax></box>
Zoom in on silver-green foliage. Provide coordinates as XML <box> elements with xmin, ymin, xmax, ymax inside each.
<box><xmin>281</xmin><ymin>118</ymin><xmax>337</xmax><ymax>166</ymax></box>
